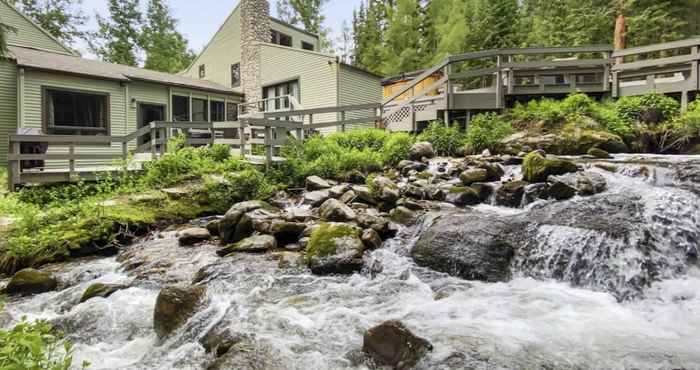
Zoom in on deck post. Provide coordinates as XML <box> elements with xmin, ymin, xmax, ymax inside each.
<box><xmin>121</xmin><ymin>141</ymin><xmax>128</xmax><ymax>165</ymax></box>
<box><xmin>308</xmin><ymin>114</ymin><xmax>313</xmax><ymax>137</ymax></box>
<box><xmin>239</xmin><ymin>120</ymin><xmax>247</xmax><ymax>159</ymax></box>
<box><xmin>411</xmin><ymin>104</ymin><xmax>417</xmax><ymax>131</ymax></box>
<box><xmin>340</xmin><ymin>111</ymin><xmax>346</xmax><ymax>132</ymax></box>
<box><xmin>8</xmin><ymin>140</ymin><xmax>19</xmax><ymax>192</ymax></box>
<box><xmin>681</xmin><ymin>91</ymin><xmax>689</xmax><ymax>112</ymax></box>
<box><xmin>603</xmin><ymin>51</ymin><xmax>611</xmax><ymax>92</ymax></box>
<box><xmin>68</xmin><ymin>144</ymin><xmax>75</xmax><ymax>179</ymax></box>
<box><xmin>496</xmin><ymin>55</ymin><xmax>503</xmax><ymax>109</ymax></box>
<box><xmin>150</xmin><ymin>124</ymin><xmax>157</xmax><ymax>158</ymax></box>
<box><xmin>612</xmin><ymin>72</ymin><xmax>619</xmax><ymax>98</ymax></box>
<box><xmin>265</xmin><ymin>126</ymin><xmax>273</xmax><ymax>168</ymax></box>
<box><xmin>691</xmin><ymin>46</ymin><xmax>699</xmax><ymax>91</ymax></box>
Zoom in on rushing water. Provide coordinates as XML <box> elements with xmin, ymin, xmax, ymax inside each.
<box><xmin>3</xmin><ymin>155</ymin><xmax>700</xmax><ymax>370</ymax></box>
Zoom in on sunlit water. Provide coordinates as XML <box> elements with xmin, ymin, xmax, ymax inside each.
<box><xmin>3</xmin><ymin>155</ymin><xmax>700</xmax><ymax>369</ymax></box>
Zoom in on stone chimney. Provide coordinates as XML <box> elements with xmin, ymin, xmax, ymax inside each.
<box><xmin>240</xmin><ymin>0</ymin><xmax>270</xmax><ymax>104</ymax></box>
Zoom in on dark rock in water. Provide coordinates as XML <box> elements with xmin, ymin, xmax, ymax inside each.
<box><xmin>544</xmin><ymin>180</ymin><xmax>577</xmax><ymax>200</ymax></box>
<box><xmin>318</xmin><ymin>198</ymin><xmax>357</xmax><ymax>222</ymax></box>
<box><xmin>522</xmin><ymin>151</ymin><xmax>578</xmax><ymax>182</ymax></box>
<box><xmin>588</xmin><ymin>147</ymin><xmax>611</xmax><ymax>159</ymax></box>
<box><xmin>306</xmin><ymin>175</ymin><xmax>331</xmax><ymax>191</ymax></box>
<box><xmin>200</xmin><ymin>327</ymin><xmax>248</xmax><ymax>358</ymax></box>
<box><xmin>177</xmin><ymin>227</ymin><xmax>211</xmax><ymax>246</ymax></box>
<box><xmin>459</xmin><ymin>168</ymin><xmax>489</xmax><ymax>185</ymax></box>
<box><xmin>306</xmin><ymin>223</ymin><xmax>365</xmax><ymax>275</ymax></box>
<box><xmin>205</xmin><ymin>219</ymin><xmax>221</xmax><ymax>238</ymax></box>
<box><xmin>548</xmin><ymin>171</ymin><xmax>607</xmax><ymax>196</ymax></box>
<box><xmin>478</xmin><ymin>161</ymin><xmax>505</xmax><ymax>181</ymax></box>
<box><xmin>361</xmin><ymin>228</ymin><xmax>383</xmax><ymax>250</ymax></box>
<box><xmin>356</xmin><ymin>213</ymin><xmax>392</xmax><ymax>238</ymax></box>
<box><xmin>470</xmin><ymin>182</ymin><xmax>494</xmax><ymax>202</ymax></box>
<box><xmin>495</xmin><ymin>180</ymin><xmax>528</xmax><ymax>207</ymax></box>
<box><xmin>409</xmin><ymin>142</ymin><xmax>435</xmax><ymax>160</ymax></box>
<box><xmin>219</xmin><ymin>201</ymin><xmax>278</xmax><ymax>244</ymax></box>
<box><xmin>153</xmin><ymin>285</ymin><xmax>206</xmax><ymax>340</ymax></box>
<box><xmin>389</xmin><ymin>206</ymin><xmax>417</xmax><ymax>224</ymax></box>
<box><xmin>398</xmin><ymin>160</ymin><xmax>428</xmax><ymax>175</ymax></box>
<box><xmin>523</xmin><ymin>183</ymin><xmax>550</xmax><ymax>205</ymax></box>
<box><xmin>445</xmin><ymin>187</ymin><xmax>481</xmax><ymax>206</ymax></box>
<box><xmin>255</xmin><ymin>220</ymin><xmax>306</xmax><ymax>244</ymax></box>
<box><xmin>4</xmin><ymin>268</ymin><xmax>57</xmax><ymax>295</ymax></box>
<box><xmin>80</xmin><ymin>283</ymin><xmax>128</xmax><ymax>303</ymax></box>
<box><xmin>412</xmin><ymin>212</ymin><xmax>518</xmax><ymax>282</ymax></box>
<box><xmin>362</xmin><ymin>320</ymin><xmax>433</xmax><ymax>370</ymax></box>
<box><xmin>345</xmin><ymin>170</ymin><xmax>367</xmax><ymax>184</ymax></box>
<box><xmin>217</xmin><ymin>235</ymin><xmax>277</xmax><ymax>256</ymax></box>
<box><xmin>206</xmin><ymin>338</ymin><xmax>285</xmax><ymax>370</ymax></box>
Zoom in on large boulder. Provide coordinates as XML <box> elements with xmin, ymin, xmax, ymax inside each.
<box><xmin>495</xmin><ymin>180</ymin><xmax>528</xmax><ymax>208</ymax></box>
<box><xmin>303</xmin><ymin>190</ymin><xmax>331</xmax><ymax>207</ymax></box>
<box><xmin>412</xmin><ymin>212</ymin><xmax>518</xmax><ymax>282</ymax></box>
<box><xmin>217</xmin><ymin>235</ymin><xmax>277</xmax><ymax>256</ymax></box>
<box><xmin>219</xmin><ymin>201</ymin><xmax>279</xmax><ymax>244</ymax></box>
<box><xmin>80</xmin><ymin>283</ymin><xmax>128</xmax><ymax>303</ymax></box>
<box><xmin>409</xmin><ymin>142</ymin><xmax>435</xmax><ymax>160</ymax></box>
<box><xmin>206</xmin><ymin>339</ymin><xmax>285</xmax><ymax>370</ymax></box>
<box><xmin>306</xmin><ymin>176</ymin><xmax>331</xmax><ymax>191</ymax></box>
<box><xmin>362</xmin><ymin>320</ymin><xmax>433</xmax><ymax>370</ymax></box>
<box><xmin>153</xmin><ymin>285</ymin><xmax>207</xmax><ymax>340</ymax></box>
<box><xmin>3</xmin><ymin>268</ymin><xmax>57</xmax><ymax>295</ymax></box>
<box><xmin>522</xmin><ymin>151</ymin><xmax>578</xmax><ymax>182</ymax></box>
<box><xmin>588</xmin><ymin>147</ymin><xmax>611</xmax><ymax>159</ymax></box>
<box><xmin>255</xmin><ymin>220</ymin><xmax>307</xmax><ymax>244</ymax></box>
<box><xmin>318</xmin><ymin>199</ymin><xmax>357</xmax><ymax>222</ymax></box>
<box><xmin>177</xmin><ymin>227</ymin><xmax>211</xmax><ymax>246</ymax></box>
<box><xmin>306</xmin><ymin>223</ymin><xmax>365</xmax><ymax>275</ymax></box>
<box><xmin>389</xmin><ymin>206</ymin><xmax>417</xmax><ymax>224</ymax></box>
<box><xmin>445</xmin><ymin>187</ymin><xmax>481</xmax><ymax>206</ymax></box>
<box><xmin>459</xmin><ymin>169</ymin><xmax>489</xmax><ymax>185</ymax></box>
<box><xmin>371</xmin><ymin>176</ymin><xmax>400</xmax><ymax>203</ymax></box>
<box><xmin>547</xmin><ymin>171</ymin><xmax>607</xmax><ymax>196</ymax></box>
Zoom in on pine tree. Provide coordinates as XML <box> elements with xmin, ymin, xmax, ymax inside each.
<box><xmin>420</xmin><ymin>0</ymin><xmax>451</xmax><ymax>66</ymax></box>
<box><xmin>523</xmin><ymin>0</ymin><xmax>611</xmax><ymax>47</ymax></box>
<box><xmin>12</xmin><ymin>0</ymin><xmax>87</xmax><ymax>46</ymax></box>
<box><xmin>89</xmin><ymin>0</ymin><xmax>142</xmax><ymax>66</ymax></box>
<box><xmin>140</xmin><ymin>0</ymin><xmax>195</xmax><ymax>73</ymax></box>
<box><xmin>379</xmin><ymin>0</ymin><xmax>423</xmax><ymax>75</ymax></box>
<box><xmin>275</xmin><ymin>0</ymin><xmax>298</xmax><ymax>25</ymax></box>
<box><xmin>626</xmin><ymin>0</ymin><xmax>687</xmax><ymax>47</ymax></box>
<box><xmin>288</xmin><ymin>0</ymin><xmax>327</xmax><ymax>34</ymax></box>
<box><xmin>335</xmin><ymin>20</ymin><xmax>352</xmax><ymax>63</ymax></box>
<box><xmin>354</xmin><ymin>0</ymin><xmax>388</xmax><ymax>74</ymax></box>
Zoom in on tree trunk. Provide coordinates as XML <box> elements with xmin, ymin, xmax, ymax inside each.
<box><xmin>613</xmin><ymin>13</ymin><xmax>627</xmax><ymax>64</ymax></box>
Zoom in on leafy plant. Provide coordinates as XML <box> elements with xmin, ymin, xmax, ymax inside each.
<box><xmin>417</xmin><ymin>122</ymin><xmax>468</xmax><ymax>156</ymax></box>
<box><xmin>616</xmin><ymin>93</ymin><xmax>681</xmax><ymax>124</ymax></box>
<box><xmin>465</xmin><ymin>113</ymin><xmax>514</xmax><ymax>153</ymax></box>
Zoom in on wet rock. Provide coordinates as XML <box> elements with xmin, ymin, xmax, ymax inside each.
<box><xmin>398</xmin><ymin>160</ymin><xmax>428</xmax><ymax>174</ymax></box>
<box><xmin>523</xmin><ymin>183</ymin><xmax>550</xmax><ymax>205</ymax></box>
<box><xmin>412</xmin><ymin>212</ymin><xmax>518</xmax><ymax>282</ymax></box>
<box><xmin>255</xmin><ymin>220</ymin><xmax>307</xmax><ymax>244</ymax></box>
<box><xmin>470</xmin><ymin>182</ymin><xmax>494</xmax><ymax>202</ymax></box>
<box><xmin>177</xmin><ymin>227</ymin><xmax>211</xmax><ymax>246</ymax></box>
<box><xmin>459</xmin><ymin>168</ymin><xmax>489</xmax><ymax>186</ymax></box>
<box><xmin>276</xmin><ymin>251</ymin><xmax>304</xmax><ymax>269</ymax></box>
<box><xmin>362</xmin><ymin>229</ymin><xmax>383</xmax><ymax>250</ymax></box>
<box><xmin>481</xmin><ymin>149</ymin><xmax>492</xmax><ymax>157</ymax></box>
<box><xmin>594</xmin><ymin>162</ymin><xmax>618</xmax><ymax>173</ymax></box>
<box><xmin>390</xmin><ymin>206</ymin><xmax>417</xmax><ymax>224</ymax></box>
<box><xmin>362</xmin><ymin>320</ymin><xmax>433</xmax><ymax>370</ymax></box>
<box><xmin>588</xmin><ymin>147</ymin><xmax>611</xmax><ymax>159</ymax></box>
<box><xmin>219</xmin><ymin>210</ymin><xmax>244</xmax><ymax>244</ymax></box>
<box><xmin>206</xmin><ymin>219</ymin><xmax>221</xmax><ymax>238</ymax></box>
<box><xmin>329</xmin><ymin>184</ymin><xmax>351</xmax><ymax>198</ymax></box>
<box><xmin>339</xmin><ymin>190</ymin><xmax>358</xmax><ymax>204</ymax></box>
<box><xmin>80</xmin><ymin>283</ymin><xmax>128</xmax><ymax>303</ymax></box>
<box><xmin>397</xmin><ymin>198</ymin><xmax>422</xmax><ymax>211</ymax></box>
<box><xmin>319</xmin><ymin>198</ymin><xmax>357</xmax><ymax>222</ymax></box>
<box><xmin>409</xmin><ymin>142</ymin><xmax>435</xmax><ymax>160</ymax></box>
<box><xmin>352</xmin><ymin>185</ymin><xmax>377</xmax><ymax>205</ymax></box>
<box><xmin>495</xmin><ymin>180</ymin><xmax>528</xmax><ymax>208</ymax></box>
<box><xmin>306</xmin><ymin>175</ymin><xmax>331</xmax><ymax>191</ymax></box>
<box><xmin>206</xmin><ymin>339</ymin><xmax>284</xmax><ymax>370</ymax></box>
<box><xmin>345</xmin><ymin>170</ymin><xmax>367</xmax><ymax>184</ymax></box>
<box><xmin>219</xmin><ymin>201</ymin><xmax>278</xmax><ymax>244</ymax></box>
<box><xmin>548</xmin><ymin>171</ymin><xmax>607</xmax><ymax>196</ymax></box>
<box><xmin>217</xmin><ymin>235</ymin><xmax>277</xmax><ymax>256</ymax></box>
<box><xmin>356</xmin><ymin>213</ymin><xmax>391</xmax><ymax>237</ymax></box>
<box><xmin>153</xmin><ymin>285</ymin><xmax>206</xmax><ymax>340</ymax></box>
<box><xmin>3</xmin><ymin>268</ymin><xmax>57</xmax><ymax>295</ymax></box>
<box><xmin>200</xmin><ymin>327</ymin><xmax>247</xmax><ymax>358</ymax></box>
<box><xmin>522</xmin><ymin>151</ymin><xmax>578</xmax><ymax>182</ymax></box>
<box><xmin>306</xmin><ymin>223</ymin><xmax>365</xmax><ymax>275</ymax></box>
<box><xmin>303</xmin><ymin>190</ymin><xmax>331</xmax><ymax>207</ymax></box>
<box><xmin>445</xmin><ymin>187</ymin><xmax>481</xmax><ymax>206</ymax></box>
<box><xmin>545</xmin><ymin>180</ymin><xmax>577</xmax><ymax>200</ymax></box>
<box><xmin>478</xmin><ymin>161</ymin><xmax>505</xmax><ymax>181</ymax></box>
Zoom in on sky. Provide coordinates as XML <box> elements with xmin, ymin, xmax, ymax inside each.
<box><xmin>78</xmin><ymin>0</ymin><xmax>362</xmax><ymax>56</ymax></box>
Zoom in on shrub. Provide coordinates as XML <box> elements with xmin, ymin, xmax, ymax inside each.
<box><xmin>593</xmin><ymin>100</ymin><xmax>632</xmax><ymax>137</ymax></box>
<box><xmin>465</xmin><ymin>113</ymin><xmax>514</xmax><ymax>154</ymax></box>
<box><xmin>510</xmin><ymin>98</ymin><xmax>566</xmax><ymax>125</ymax></box>
<box><xmin>616</xmin><ymin>93</ymin><xmax>680</xmax><ymax>124</ymax></box>
<box><xmin>201</xmin><ymin>168</ymin><xmax>278</xmax><ymax>212</ymax></box>
<box><xmin>380</xmin><ymin>132</ymin><xmax>415</xmax><ymax>165</ymax></box>
<box><xmin>674</xmin><ymin>109</ymin><xmax>700</xmax><ymax>135</ymax></box>
<box><xmin>417</xmin><ymin>122</ymin><xmax>468</xmax><ymax>156</ymax></box>
<box><xmin>327</xmin><ymin>129</ymin><xmax>389</xmax><ymax>151</ymax></box>
<box><xmin>562</xmin><ymin>92</ymin><xmax>597</xmax><ymax>117</ymax></box>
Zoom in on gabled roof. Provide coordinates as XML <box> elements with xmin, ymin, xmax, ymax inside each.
<box><xmin>9</xmin><ymin>46</ymin><xmax>241</xmax><ymax>95</ymax></box>
<box><xmin>1</xmin><ymin>1</ymin><xmax>76</xmax><ymax>56</ymax></box>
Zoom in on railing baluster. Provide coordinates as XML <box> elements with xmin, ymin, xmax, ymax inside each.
<box><xmin>340</xmin><ymin>111</ymin><xmax>346</xmax><ymax>132</ymax></box>
<box><xmin>68</xmin><ymin>143</ymin><xmax>75</xmax><ymax>179</ymax></box>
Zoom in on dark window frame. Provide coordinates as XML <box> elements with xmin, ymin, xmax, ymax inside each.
<box><xmin>231</xmin><ymin>63</ymin><xmax>241</xmax><ymax>88</ymax></box>
<box><xmin>575</xmin><ymin>73</ymin><xmax>601</xmax><ymax>85</ymax></box>
<box><xmin>271</xmin><ymin>29</ymin><xmax>293</xmax><ymax>47</ymax></box>
<box><xmin>191</xmin><ymin>97</ymin><xmax>209</xmax><ymax>122</ymax></box>
<box><xmin>540</xmin><ymin>74</ymin><xmax>568</xmax><ymax>86</ymax></box>
<box><xmin>301</xmin><ymin>41</ymin><xmax>314</xmax><ymax>51</ymax></box>
<box><xmin>41</xmin><ymin>86</ymin><xmax>111</xmax><ymax>136</ymax></box>
<box><xmin>210</xmin><ymin>100</ymin><xmax>225</xmax><ymax>122</ymax></box>
<box><xmin>199</xmin><ymin>65</ymin><xmax>206</xmax><ymax>78</ymax></box>
<box><xmin>226</xmin><ymin>102</ymin><xmax>239</xmax><ymax>122</ymax></box>
<box><xmin>172</xmin><ymin>95</ymin><xmax>190</xmax><ymax>122</ymax></box>
<box><xmin>262</xmin><ymin>79</ymin><xmax>300</xmax><ymax>111</ymax></box>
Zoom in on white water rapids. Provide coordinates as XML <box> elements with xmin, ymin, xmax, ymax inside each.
<box><xmin>2</xmin><ymin>155</ymin><xmax>700</xmax><ymax>369</ymax></box>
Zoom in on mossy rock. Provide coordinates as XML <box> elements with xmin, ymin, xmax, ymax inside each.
<box><xmin>305</xmin><ymin>223</ymin><xmax>361</xmax><ymax>263</ymax></box>
<box><xmin>459</xmin><ymin>169</ymin><xmax>489</xmax><ymax>185</ymax></box>
<box><xmin>4</xmin><ymin>268</ymin><xmax>57</xmax><ymax>296</ymax></box>
<box><xmin>445</xmin><ymin>187</ymin><xmax>481</xmax><ymax>206</ymax></box>
<box><xmin>554</xmin><ymin>130</ymin><xmax>628</xmax><ymax>155</ymax></box>
<box><xmin>153</xmin><ymin>285</ymin><xmax>207</xmax><ymax>340</ymax></box>
<box><xmin>80</xmin><ymin>283</ymin><xmax>128</xmax><ymax>303</ymax></box>
<box><xmin>587</xmin><ymin>147</ymin><xmax>611</xmax><ymax>159</ymax></box>
<box><xmin>389</xmin><ymin>206</ymin><xmax>417</xmax><ymax>224</ymax></box>
<box><xmin>522</xmin><ymin>152</ymin><xmax>578</xmax><ymax>183</ymax></box>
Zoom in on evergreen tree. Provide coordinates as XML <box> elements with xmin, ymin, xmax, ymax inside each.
<box><xmin>276</xmin><ymin>0</ymin><xmax>298</xmax><ymax>25</ymax></box>
<box><xmin>523</xmin><ymin>0</ymin><xmax>611</xmax><ymax>47</ymax></box>
<box><xmin>379</xmin><ymin>0</ymin><xmax>423</xmax><ymax>75</ymax></box>
<box><xmin>89</xmin><ymin>0</ymin><xmax>142</xmax><ymax>66</ymax></box>
<box><xmin>140</xmin><ymin>0</ymin><xmax>195</xmax><ymax>73</ymax></box>
<box><xmin>353</xmin><ymin>0</ymin><xmax>388</xmax><ymax>74</ymax></box>
<box><xmin>626</xmin><ymin>0</ymin><xmax>687</xmax><ymax>47</ymax></box>
<box><xmin>335</xmin><ymin>20</ymin><xmax>352</xmax><ymax>63</ymax></box>
<box><xmin>12</xmin><ymin>0</ymin><xmax>87</xmax><ymax>46</ymax></box>
<box><xmin>420</xmin><ymin>0</ymin><xmax>451</xmax><ymax>66</ymax></box>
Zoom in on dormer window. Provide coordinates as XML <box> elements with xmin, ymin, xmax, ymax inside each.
<box><xmin>302</xmin><ymin>41</ymin><xmax>314</xmax><ymax>51</ymax></box>
<box><xmin>271</xmin><ymin>30</ymin><xmax>292</xmax><ymax>47</ymax></box>
<box><xmin>199</xmin><ymin>65</ymin><xmax>206</xmax><ymax>79</ymax></box>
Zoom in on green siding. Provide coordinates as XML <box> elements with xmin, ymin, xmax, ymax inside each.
<box><xmin>339</xmin><ymin>65</ymin><xmax>382</xmax><ymax>130</ymax></box>
<box><xmin>0</xmin><ymin>61</ymin><xmax>17</xmax><ymax>165</ymax></box>
<box><xmin>0</xmin><ymin>1</ymin><xmax>73</xmax><ymax>55</ymax></box>
<box><xmin>259</xmin><ymin>44</ymin><xmax>338</xmax><ymax>133</ymax></box>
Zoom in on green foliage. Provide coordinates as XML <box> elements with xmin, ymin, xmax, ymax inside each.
<box><xmin>561</xmin><ymin>92</ymin><xmax>597</xmax><ymax>117</ymax></box>
<box><xmin>201</xmin><ymin>169</ymin><xmax>278</xmax><ymax>213</ymax></box>
<box><xmin>674</xmin><ymin>104</ymin><xmax>700</xmax><ymax>135</ymax></box>
<box><xmin>381</xmin><ymin>132</ymin><xmax>415</xmax><ymax>165</ymax></box>
<box><xmin>417</xmin><ymin>122</ymin><xmax>468</xmax><ymax>156</ymax></box>
<box><xmin>616</xmin><ymin>94</ymin><xmax>681</xmax><ymax>124</ymax></box>
<box><xmin>12</xmin><ymin>0</ymin><xmax>87</xmax><ymax>46</ymax></box>
<box><xmin>510</xmin><ymin>99</ymin><xmax>566</xmax><ymax>126</ymax></box>
<box><xmin>0</xmin><ymin>316</ymin><xmax>85</xmax><ymax>370</ymax></box>
<box><xmin>465</xmin><ymin>113</ymin><xmax>514</xmax><ymax>154</ymax></box>
<box><xmin>89</xmin><ymin>0</ymin><xmax>142</xmax><ymax>66</ymax></box>
<box><xmin>140</xmin><ymin>0</ymin><xmax>196</xmax><ymax>73</ymax></box>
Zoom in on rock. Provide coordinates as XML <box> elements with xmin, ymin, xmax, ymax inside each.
<box><xmin>219</xmin><ymin>201</ymin><xmax>278</xmax><ymax>244</ymax></box>
<box><xmin>219</xmin><ymin>210</ymin><xmax>244</xmax><ymax>244</ymax></box>
<box><xmin>153</xmin><ymin>285</ymin><xmax>206</xmax><ymax>340</ymax></box>
<box><xmin>228</xmin><ymin>200</ymin><xmax>278</xmax><ymax>214</ymax></box>
<box><xmin>177</xmin><ymin>227</ymin><xmax>211</xmax><ymax>246</ymax></box>
<box><xmin>217</xmin><ymin>235</ymin><xmax>277</xmax><ymax>256</ymax></box>
<box><xmin>329</xmin><ymin>184</ymin><xmax>351</xmax><ymax>198</ymax></box>
<box><xmin>303</xmin><ymin>190</ymin><xmax>331</xmax><ymax>207</ymax></box>
<box><xmin>306</xmin><ymin>223</ymin><xmax>365</xmax><ymax>275</ymax></box>
<box><xmin>495</xmin><ymin>180</ymin><xmax>528</xmax><ymax>208</ymax></box>
<box><xmin>200</xmin><ymin>327</ymin><xmax>246</xmax><ymax>358</ymax></box>
<box><xmin>588</xmin><ymin>147</ymin><xmax>611</xmax><ymax>159</ymax></box>
<box><xmin>206</xmin><ymin>219</ymin><xmax>221</xmax><ymax>238</ymax></box>
<box><xmin>523</xmin><ymin>183</ymin><xmax>550</xmax><ymax>205</ymax></box>
<box><xmin>318</xmin><ymin>198</ymin><xmax>357</xmax><ymax>222</ymax></box>
<box><xmin>276</xmin><ymin>251</ymin><xmax>304</xmax><ymax>269</ymax></box>
<box><xmin>459</xmin><ymin>168</ymin><xmax>489</xmax><ymax>185</ymax></box>
<box><xmin>339</xmin><ymin>190</ymin><xmax>357</xmax><ymax>204</ymax></box>
<box><xmin>206</xmin><ymin>339</ymin><xmax>284</xmax><ymax>370</ymax></box>
<box><xmin>409</xmin><ymin>142</ymin><xmax>435</xmax><ymax>160</ymax></box>
<box><xmin>362</xmin><ymin>229</ymin><xmax>383</xmax><ymax>250</ymax></box>
<box><xmin>470</xmin><ymin>183</ymin><xmax>494</xmax><ymax>202</ymax></box>
<box><xmin>481</xmin><ymin>149</ymin><xmax>492</xmax><ymax>157</ymax></box>
<box><xmin>397</xmin><ymin>160</ymin><xmax>428</xmax><ymax>174</ymax></box>
<box><xmin>389</xmin><ymin>206</ymin><xmax>417</xmax><ymax>224</ymax></box>
<box><xmin>412</xmin><ymin>212</ymin><xmax>518</xmax><ymax>282</ymax></box>
<box><xmin>545</xmin><ymin>180</ymin><xmax>577</xmax><ymax>200</ymax></box>
<box><xmin>478</xmin><ymin>161</ymin><xmax>505</xmax><ymax>181</ymax></box>
<box><xmin>80</xmin><ymin>283</ymin><xmax>128</xmax><ymax>303</ymax></box>
<box><xmin>362</xmin><ymin>320</ymin><xmax>433</xmax><ymax>370</ymax></box>
<box><xmin>445</xmin><ymin>187</ymin><xmax>481</xmax><ymax>206</ymax></box>
<box><xmin>306</xmin><ymin>176</ymin><xmax>331</xmax><ymax>191</ymax></box>
<box><xmin>548</xmin><ymin>171</ymin><xmax>607</xmax><ymax>196</ymax></box>
<box><xmin>356</xmin><ymin>213</ymin><xmax>392</xmax><ymax>237</ymax></box>
<box><xmin>256</xmin><ymin>220</ymin><xmax>307</xmax><ymax>244</ymax></box>
<box><xmin>397</xmin><ymin>198</ymin><xmax>422</xmax><ymax>211</ymax></box>
<box><xmin>3</xmin><ymin>269</ymin><xmax>57</xmax><ymax>295</ymax></box>
<box><xmin>522</xmin><ymin>151</ymin><xmax>578</xmax><ymax>182</ymax></box>
<box><xmin>352</xmin><ymin>185</ymin><xmax>377</xmax><ymax>205</ymax></box>
<box><xmin>345</xmin><ymin>170</ymin><xmax>367</xmax><ymax>184</ymax></box>
<box><xmin>594</xmin><ymin>162</ymin><xmax>618</xmax><ymax>173</ymax></box>
<box><xmin>372</xmin><ymin>176</ymin><xmax>400</xmax><ymax>204</ymax></box>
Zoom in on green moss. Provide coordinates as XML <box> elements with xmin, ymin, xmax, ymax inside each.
<box><xmin>305</xmin><ymin>223</ymin><xmax>360</xmax><ymax>263</ymax></box>
<box><xmin>522</xmin><ymin>152</ymin><xmax>578</xmax><ymax>183</ymax></box>
<box><xmin>587</xmin><ymin>147</ymin><xmax>610</xmax><ymax>159</ymax></box>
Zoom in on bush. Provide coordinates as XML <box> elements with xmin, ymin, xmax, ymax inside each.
<box><xmin>201</xmin><ymin>168</ymin><xmax>278</xmax><ymax>212</ymax></box>
<box><xmin>380</xmin><ymin>132</ymin><xmax>414</xmax><ymax>165</ymax></box>
<box><xmin>417</xmin><ymin>122</ymin><xmax>468</xmax><ymax>156</ymax></box>
<box><xmin>465</xmin><ymin>113</ymin><xmax>514</xmax><ymax>153</ymax></box>
<box><xmin>510</xmin><ymin>98</ymin><xmax>566</xmax><ymax>125</ymax></box>
<box><xmin>562</xmin><ymin>92</ymin><xmax>597</xmax><ymax>117</ymax></box>
<box><xmin>616</xmin><ymin>93</ymin><xmax>680</xmax><ymax>124</ymax></box>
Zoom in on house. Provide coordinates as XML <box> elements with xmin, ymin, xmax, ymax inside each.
<box><xmin>182</xmin><ymin>0</ymin><xmax>383</xmax><ymax>132</ymax></box>
<box><xmin>0</xmin><ymin>0</ymin><xmax>243</xmax><ymax>166</ymax></box>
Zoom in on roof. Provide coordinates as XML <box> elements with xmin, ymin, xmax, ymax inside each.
<box><xmin>2</xmin><ymin>1</ymin><xmax>77</xmax><ymax>56</ymax></box>
<box><xmin>9</xmin><ymin>45</ymin><xmax>241</xmax><ymax>96</ymax></box>
<box><xmin>381</xmin><ymin>69</ymin><xmax>443</xmax><ymax>86</ymax></box>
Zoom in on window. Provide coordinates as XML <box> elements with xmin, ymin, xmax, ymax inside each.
<box><xmin>211</xmin><ymin>101</ymin><xmax>225</xmax><ymax>122</ymax></box>
<box><xmin>231</xmin><ymin>63</ymin><xmax>241</xmax><ymax>88</ymax></box>
<box><xmin>172</xmin><ymin>95</ymin><xmax>190</xmax><ymax>121</ymax></box>
<box><xmin>199</xmin><ymin>65</ymin><xmax>206</xmax><ymax>78</ymax></box>
<box><xmin>226</xmin><ymin>102</ymin><xmax>239</xmax><ymax>121</ymax></box>
<box><xmin>575</xmin><ymin>73</ymin><xmax>600</xmax><ymax>84</ymax></box>
<box><xmin>262</xmin><ymin>80</ymin><xmax>299</xmax><ymax>111</ymax></box>
<box><xmin>514</xmin><ymin>75</ymin><xmax>536</xmax><ymax>86</ymax></box>
<box><xmin>541</xmin><ymin>74</ymin><xmax>567</xmax><ymax>85</ymax></box>
<box><xmin>302</xmin><ymin>41</ymin><xmax>314</xmax><ymax>51</ymax></box>
<box><xmin>271</xmin><ymin>30</ymin><xmax>292</xmax><ymax>47</ymax></box>
<box><xmin>43</xmin><ymin>88</ymin><xmax>109</xmax><ymax>135</ymax></box>
<box><xmin>192</xmin><ymin>98</ymin><xmax>208</xmax><ymax>121</ymax></box>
